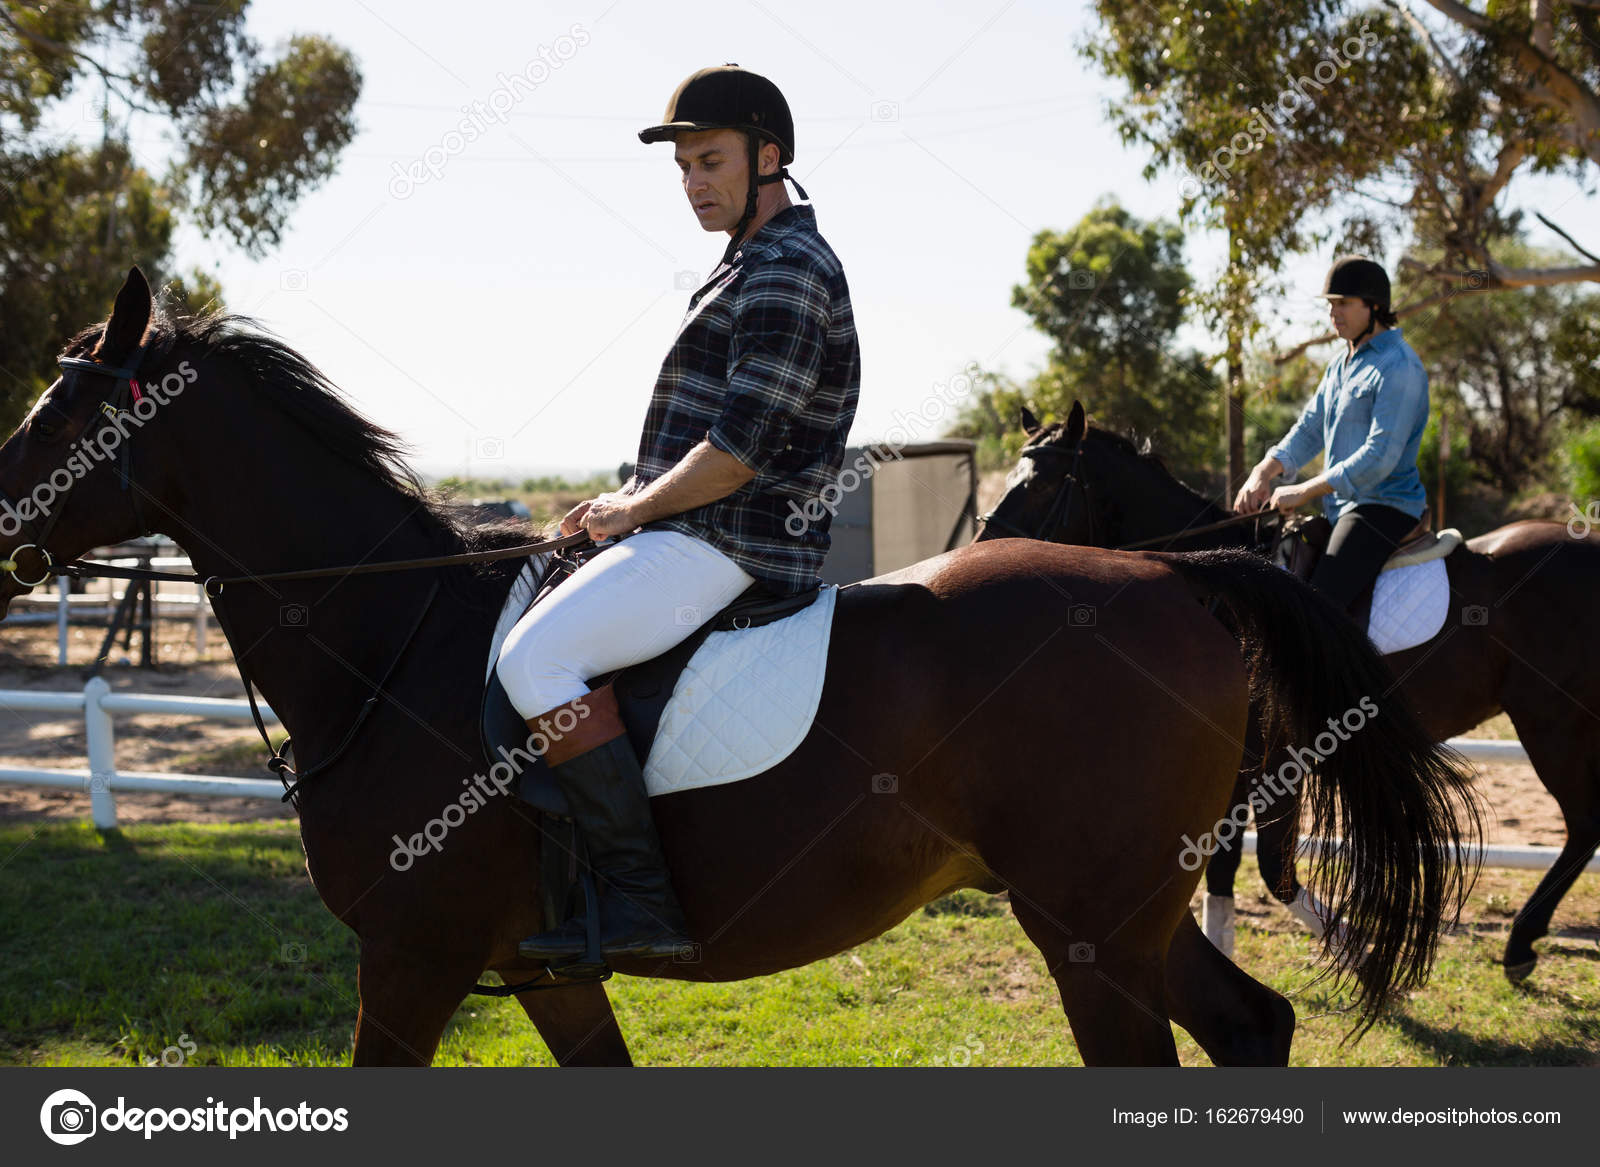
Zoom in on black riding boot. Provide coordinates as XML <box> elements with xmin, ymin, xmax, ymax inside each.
<box><xmin>518</xmin><ymin>693</ymin><xmax>692</xmax><ymax>965</ymax></box>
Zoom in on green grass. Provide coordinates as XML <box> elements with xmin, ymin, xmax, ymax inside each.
<box><xmin>1</xmin><ymin>821</ymin><xmax>1596</xmax><ymax>1067</ymax></box>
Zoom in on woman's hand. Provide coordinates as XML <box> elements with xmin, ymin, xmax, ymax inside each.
<box><xmin>1268</xmin><ymin>483</ymin><xmax>1315</xmax><ymax>514</ymax></box>
<box><xmin>1233</xmin><ymin>457</ymin><xmax>1288</xmax><ymax>513</ymax></box>
<box><xmin>1233</xmin><ymin>475</ymin><xmax>1273</xmax><ymax>514</ymax></box>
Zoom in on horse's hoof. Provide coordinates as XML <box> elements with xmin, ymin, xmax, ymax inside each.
<box><xmin>1503</xmin><ymin>957</ymin><xmax>1536</xmax><ymax>985</ymax></box>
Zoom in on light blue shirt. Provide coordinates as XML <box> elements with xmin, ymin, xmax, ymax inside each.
<box><xmin>1266</xmin><ymin>327</ymin><xmax>1430</xmax><ymax>523</ymax></box>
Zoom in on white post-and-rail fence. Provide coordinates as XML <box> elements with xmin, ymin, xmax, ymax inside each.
<box><xmin>0</xmin><ymin>678</ymin><xmax>281</xmax><ymax>828</ymax></box>
<box><xmin>0</xmin><ymin>684</ymin><xmax>1594</xmax><ymax>874</ymax></box>
<box><xmin>7</xmin><ymin>554</ymin><xmax>211</xmax><ymax>663</ymax></box>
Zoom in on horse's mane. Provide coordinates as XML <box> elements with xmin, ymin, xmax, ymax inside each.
<box><xmin>1081</xmin><ymin>424</ymin><xmax>1223</xmax><ymax>514</ymax></box>
<box><xmin>1020</xmin><ymin>417</ymin><xmax>1229</xmax><ymax>526</ymax></box>
<box><xmin>64</xmin><ymin>311</ymin><xmax>533</xmax><ymax>556</ymax></box>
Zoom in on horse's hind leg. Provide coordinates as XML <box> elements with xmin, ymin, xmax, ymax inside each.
<box><xmin>1009</xmin><ymin>900</ymin><xmax>1177</xmax><ymax>1066</ymax></box>
<box><xmin>1165</xmin><ymin>912</ymin><xmax>1294</xmax><ymax>1065</ymax></box>
<box><xmin>514</xmin><ymin>979</ymin><xmax>633</xmax><ymax>1066</ymax></box>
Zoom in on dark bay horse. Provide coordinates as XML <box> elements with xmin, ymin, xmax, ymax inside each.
<box><xmin>0</xmin><ymin>270</ymin><xmax>1478</xmax><ymax>1064</ymax></box>
<box><xmin>980</xmin><ymin>401</ymin><xmax>1598</xmax><ymax>982</ymax></box>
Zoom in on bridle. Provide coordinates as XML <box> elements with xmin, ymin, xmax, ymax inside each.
<box><xmin>0</xmin><ymin>341</ymin><xmax>589</xmax><ymax>810</ymax></box>
<box><xmin>978</xmin><ymin>436</ymin><xmax>1271</xmax><ymax>552</ymax></box>
<box><xmin>1</xmin><ymin>342</ymin><xmax>152</xmax><ymax>589</ymax></box>
<box><xmin>979</xmin><ymin>440</ymin><xmax>1096</xmax><ymax>546</ymax></box>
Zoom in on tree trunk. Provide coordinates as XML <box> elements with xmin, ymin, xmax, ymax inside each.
<box><xmin>1225</xmin><ymin>228</ymin><xmax>1246</xmax><ymax>497</ymax></box>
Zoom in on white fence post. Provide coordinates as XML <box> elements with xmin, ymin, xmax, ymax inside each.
<box><xmin>82</xmin><ymin>676</ymin><xmax>117</xmax><ymax>830</ymax></box>
<box><xmin>57</xmin><ymin>576</ymin><xmax>70</xmax><ymax>666</ymax></box>
<box><xmin>194</xmin><ymin>580</ymin><xmax>208</xmax><ymax>655</ymax></box>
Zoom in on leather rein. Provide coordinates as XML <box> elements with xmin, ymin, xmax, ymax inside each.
<box><xmin>1</xmin><ymin>349</ymin><xmax>593</xmax><ymax>807</ymax></box>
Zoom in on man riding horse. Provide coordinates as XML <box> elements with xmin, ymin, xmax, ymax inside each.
<box><xmin>495</xmin><ymin>65</ymin><xmax>861</xmax><ymax>965</ymax></box>
<box><xmin>1233</xmin><ymin>256</ymin><xmax>1430</xmax><ymax>614</ymax></box>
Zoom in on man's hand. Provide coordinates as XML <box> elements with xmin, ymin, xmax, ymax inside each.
<box><xmin>582</xmin><ymin>493</ymin><xmax>640</xmax><ymax>540</ymax></box>
<box><xmin>559</xmin><ymin>493</ymin><xmax>638</xmax><ymax>540</ymax></box>
<box><xmin>558</xmin><ymin>499</ymin><xmax>594</xmax><ymax>536</ymax></box>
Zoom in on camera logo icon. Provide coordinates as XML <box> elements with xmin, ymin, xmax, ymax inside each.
<box><xmin>871</xmin><ymin>772</ymin><xmax>898</xmax><ymax>794</ymax></box>
<box><xmin>1069</xmin><ymin>604</ymin><xmax>1097</xmax><ymax>627</ymax></box>
<box><xmin>870</xmin><ymin>100</ymin><xmax>900</xmax><ymax>122</ymax></box>
<box><xmin>475</xmin><ymin>436</ymin><xmax>505</xmax><ymax>460</ymax></box>
<box><xmin>1068</xmin><ymin>941</ymin><xmax>1095</xmax><ymax>963</ymax></box>
<box><xmin>40</xmin><ymin>1088</ymin><xmax>97</xmax><ymax>1145</ymax></box>
<box><xmin>1066</xmin><ymin>270</ymin><xmax>1096</xmax><ymax>290</ymax></box>
<box><xmin>279</xmin><ymin>269</ymin><xmax>308</xmax><ymax>292</ymax></box>
<box><xmin>674</xmin><ymin>270</ymin><xmax>701</xmax><ymax>291</ymax></box>
<box><xmin>1462</xmin><ymin>605</ymin><xmax>1488</xmax><ymax>627</ymax></box>
<box><xmin>280</xmin><ymin>940</ymin><xmax>308</xmax><ymax>963</ymax></box>
<box><xmin>279</xmin><ymin>603</ymin><xmax>308</xmax><ymax>628</ymax></box>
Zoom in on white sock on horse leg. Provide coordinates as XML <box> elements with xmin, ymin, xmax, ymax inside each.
<box><xmin>1201</xmin><ymin>893</ymin><xmax>1235</xmax><ymax>959</ymax></box>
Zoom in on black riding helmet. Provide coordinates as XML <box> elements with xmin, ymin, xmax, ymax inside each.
<box><xmin>640</xmin><ymin>64</ymin><xmax>809</xmax><ymax>268</ymax></box>
<box><xmin>1319</xmin><ymin>255</ymin><xmax>1391</xmax><ymax>344</ymax></box>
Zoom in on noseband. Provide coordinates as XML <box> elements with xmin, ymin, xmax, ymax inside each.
<box><xmin>979</xmin><ymin>441</ymin><xmax>1095</xmax><ymax>545</ymax></box>
<box><xmin>1</xmin><ymin>341</ymin><xmax>153</xmax><ymax>587</ymax></box>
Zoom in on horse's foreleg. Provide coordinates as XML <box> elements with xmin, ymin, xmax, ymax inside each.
<box><xmin>351</xmin><ymin>943</ymin><xmax>479</xmax><ymax>1066</ymax></box>
<box><xmin>513</xmin><ymin>979</ymin><xmax>633</xmax><ymax>1066</ymax></box>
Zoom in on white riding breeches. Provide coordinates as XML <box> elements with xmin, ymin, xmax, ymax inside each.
<box><xmin>495</xmin><ymin>529</ymin><xmax>757</xmax><ymax>719</ymax></box>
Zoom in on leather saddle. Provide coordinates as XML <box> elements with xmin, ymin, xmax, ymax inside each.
<box><xmin>1272</xmin><ymin>512</ymin><xmax>1443</xmax><ymax>585</ymax></box>
<box><xmin>479</xmin><ymin>552</ymin><xmax>821</xmax><ymax>818</ymax></box>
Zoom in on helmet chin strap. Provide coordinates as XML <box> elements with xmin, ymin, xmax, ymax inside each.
<box><xmin>717</xmin><ymin>134</ymin><xmax>809</xmax><ymax>269</ymax></box>
<box><xmin>1353</xmin><ymin>300</ymin><xmax>1381</xmax><ymax>347</ymax></box>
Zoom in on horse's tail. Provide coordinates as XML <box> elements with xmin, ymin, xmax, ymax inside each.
<box><xmin>1160</xmin><ymin>548</ymin><xmax>1482</xmax><ymax>1034</ymax></box>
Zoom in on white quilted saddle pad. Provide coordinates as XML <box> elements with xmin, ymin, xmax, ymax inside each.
<box><xmin>642</xmin><ymin>585</ymin><xmax>837</xmax><ymax>795</ymax></box>
<box><xmin>486</xmin><ymin>563</ymin><xmax>837</xmax><ymax>796</ymax></box>
<box><xmin>1368</xmin><ymin>556</ymin><xmax>1449</xmax><ymax>655</ymax></box>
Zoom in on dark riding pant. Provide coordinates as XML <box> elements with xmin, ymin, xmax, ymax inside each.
<box><xmin>1308</xmin><ymin>503</ymin><xmax>1423</xmax><ymax>615</ymax></box>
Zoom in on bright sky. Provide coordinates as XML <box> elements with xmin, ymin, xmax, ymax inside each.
<box><xmin>100</xmin><ymin>0</ymin><xmax>1595</xmax><ymax>479</ymax></box>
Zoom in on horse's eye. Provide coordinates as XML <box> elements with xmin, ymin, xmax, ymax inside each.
<box><xmin>34</xmin><ymin>419</ymin><xmax>59</xmax><ymax>442</ymax></box>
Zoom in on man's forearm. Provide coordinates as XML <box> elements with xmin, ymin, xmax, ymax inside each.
<box><xmin>628</xmin><ymin>440</ymin><xmax>757</xmax><ymax>525</ymax></box>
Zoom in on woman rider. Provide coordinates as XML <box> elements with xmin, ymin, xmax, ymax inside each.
<box><xmin>1233</xmin><ymin>255</ymin><xmax>1430</xmax><ymax>614</ymax></box>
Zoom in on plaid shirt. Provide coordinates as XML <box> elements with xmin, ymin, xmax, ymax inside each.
<box><xmin>622</xmin><ymin>204</ymin><xmax>860</xmax><ymax>591</ymax></box>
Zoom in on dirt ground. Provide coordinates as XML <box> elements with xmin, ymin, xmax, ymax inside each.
<box><xmin>0</xmin><ymin>611</ymin><xmax>1570</xmax><ymax>842</ymax></box>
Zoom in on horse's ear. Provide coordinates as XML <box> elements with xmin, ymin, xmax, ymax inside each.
<box><xmin>100</xmin><ymin>265</ymin><xmax>153</xmax><ymax>360</ymax></box>
<box><xmin>1020</xmin><ymin>405</ymin><xmax>1041</xmax><ymax>434</ymax></box>
<box><xmin>1064</xmin><ymin>401</ymin><xmax>1086</xmax><ymax>445</ymax></box>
